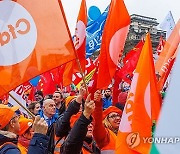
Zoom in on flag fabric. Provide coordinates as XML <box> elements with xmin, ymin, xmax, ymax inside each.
<box><xmin>37</xmin><ymin>71</ymin><xmax>56</xmax><ymax>96</ymax></box>
<box><xmin>156</xmin><ymin>36</ymin><xmax>166</xmax><ymax>55</ymax></box>
<box><xmin>63</xmin><ymin>0</ymin><xmax>87</xmax><ymax>86</ymax></box>
<box><xmin>116</xmin><ymin>33</ymin><xmax>161</xmax><ymax>154</ymax></box>
<box><xmin>159</xmin><ymin>11</ymin><xmax>175</xmax><ymax>39</ymax></box>
<box><xmin>86</xmin><ymin>6</ymin><xmax>109</xmax><ymax>57</ymax></box>
<box><xmin>73</xmin><ymin>58</ymin><xmax>96</xmax><ymax>86</ymax></box>
<box><xmin>154</xmin><ymin>45</ymin><xmax>180</xmax><ymax>154</ymax></box>
<box><xmin>117</xmin><ymin>40</ymin><xmax>144</xmax><ymax>84</ymax></box>
<box><xmin>97</xmin><ymin>0</ymin><xmax>130</xmax><ymax>89</ymax></box>
<box><xmin>73</xmin><ymin>0</ymin><xmax>87</xmax><ymax>72</ymax></box>
<box><xmin>0</xmin><ymin>0</ymin><xmax>76</xmax><ymax>96</ymax></box>
<box><xmin>9</xmin><ymin>83</ymin><xmax>32</xmax><ymax>114</ymax></box>
<box><xmin>155</xmin><ymin>20</ymin><xmax>180</xmax><ymax>90</ymax></box>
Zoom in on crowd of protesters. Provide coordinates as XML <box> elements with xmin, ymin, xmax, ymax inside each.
<box><xmin>1</xmin><ymin>80</ymin><xmax>156</xmax><ymax>154</ymax></box>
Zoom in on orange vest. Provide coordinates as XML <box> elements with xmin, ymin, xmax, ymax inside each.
<box><xmin>18</xmin><ymin>143</ymin><xmax>28</xmax><ymax>154</ymax></box>
<box><xmin>54</xmin><ymin>136</ymin><xmax>65</xmax><ymax>154</ymax></box>
<box><xmin>101</xmin><ymin>129</ymin><xmax>117</xmax><ymax>154</ymax></box>
<box><xmin>82</xmin><ymin>147</ymin><xmax>91</xmax><ymax>154</ymax></box>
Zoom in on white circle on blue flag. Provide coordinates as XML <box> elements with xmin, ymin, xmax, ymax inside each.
<box><xmin>0</xmin><ymin>1</ymin><xmax>37</xmax><ymax>66</ymax></box>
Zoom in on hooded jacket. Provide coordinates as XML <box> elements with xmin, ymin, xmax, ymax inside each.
<box><xmin>0</xmin><ymin>130</ymin><xmax>49</xmax><ymax>154</ymax></box>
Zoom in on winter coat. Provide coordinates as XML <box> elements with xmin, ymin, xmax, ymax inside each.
<box><xmin>0</xmin><ymin>130</ymin><xmax>49</xmax><ymax>154</ymax></box>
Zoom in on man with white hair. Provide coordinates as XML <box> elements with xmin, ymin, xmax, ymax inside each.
<box><xmin>39</xmin><ymin>99</ymin><xmax>58</xmax><ymax>127</ymax></box>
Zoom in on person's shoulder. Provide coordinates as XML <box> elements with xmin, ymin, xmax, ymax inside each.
<box><xmin>0</xmin><ymin>143</ymin><xmax>20</xmax><ymax>154</ymax></box>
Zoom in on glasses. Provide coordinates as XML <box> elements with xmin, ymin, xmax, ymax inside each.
<box><xmin>11</xmin><ymin>115</ymin><xmax>20</xmax><ymax>121</ymax></box>
<box><xmin>108</xmin><ymin>114</ymin><xmax>121</xmax><ymax>119</ymax></box>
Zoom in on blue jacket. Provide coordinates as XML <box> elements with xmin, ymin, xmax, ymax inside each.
<box><xmin>102</xmin><ymin>97</ymin><xmax>112</xmax><ymax>109</ymax></box>
<box><xmin>38</xmin><ymin>110</ymin><xmax>58</xmax><ymax>127</ymax></box>
<box><xmin>0</xmin><ymin>131</ymin><xmax>49</xmax><ymax>154</ymax></box>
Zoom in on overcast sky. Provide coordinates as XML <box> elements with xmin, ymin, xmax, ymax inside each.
<box><xmin>61</xmin><ymin>0</ymin><xmax>180</xmax><ymax>34</ymax></box>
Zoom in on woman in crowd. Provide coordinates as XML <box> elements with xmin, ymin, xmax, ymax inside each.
<box><xmin>28</xmin><ymin>101</ymin><xmax>41</xmax><ymax>115</ymax></box>
<box><xmin>93</xmin><ymin>90</ymin><xmax>122</xmax><ymax>153</ymax></box>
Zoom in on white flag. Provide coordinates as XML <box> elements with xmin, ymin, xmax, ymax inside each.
<box><xmin>155</xmin><ymin>44</ymin><xmax>180</xmax><ymax>154</ymax></box>
<box><xmin>159</xmin><ymin>11</ymin><xmax>175</xmax><ymax>39</ymax></box>
<box><xmin>9</xmin><ymin>85</ymin><xmax>28</xmax><ymax>115</ymax></box>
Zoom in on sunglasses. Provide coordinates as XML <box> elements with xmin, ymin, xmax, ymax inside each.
<box><xmin>108</xmin><ymin>114</ymin><xmax>121</xmax><ymax>119</ymax></box>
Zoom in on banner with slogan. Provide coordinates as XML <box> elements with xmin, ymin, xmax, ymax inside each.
<box><xmin>9</xmin><ymin>82</ymin><xmax>32</xmax><ymax>114</ymax></box>
<box><xmin>86</xmin><ymin>6</ymin><xmax>109</xmax><ymax>57</ymax></box>
<box><xmin>0</xmin><ymin>0</ymin><xmax>76</xmax><ymax>96</ymax></box>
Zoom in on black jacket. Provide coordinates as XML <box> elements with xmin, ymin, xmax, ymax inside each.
<box><xmin>0</xmin><ymin>130</ymin><xmax>49</xmax><ymax>154</ymax></box>
<box><xmin>55</xmin><ymin>100</ymin><xmax>80</xmax><ymax>138</ymax></box>
<box><xmin>60</xmin><ymin>114</ymin><xmax>95</xmax><ymax>154</ymax></box>
<box><xmin>55</xmin><ymin>100</ymin><xmax>100</xmax><ymax>154</ymax></box>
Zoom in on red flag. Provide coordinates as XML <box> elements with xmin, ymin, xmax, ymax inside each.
<box><xmin>156</xmin><ymin>36</ymin><xmax>166</xmax><ymax>55</ymax></box>
<box><xmin>62</xmin><ymin>0</ymin><xmax>87</xmax><ymax>86</ymax></box>
<box><xmin>0</xmin><ymin>0</ymin><xmax>76</xmax><ymax>96</ymax></box>
<box><xmin>37</xmin><ymin>71</ymin><xmax>56</xmax><ymax>95</ymax></box>
<box><xmin>73</xmin><ymin>0</ymin><xmax>87</xmax><ymax>72</ymax></box>
<box><xmin>116</xmin><ymin>33</ymin><xmax>161</xmax><ymax>154</ymax></box>
<box><xmin>112</xmin><ymin>71</ymin><xmax>122</xmax><ymax>105</ymax></box>
<box><xmin>117</xmin><ymin>40</ymin><xmax>144</xmax><ymax>84</ymax></box>
<box><xmin>97</xmin><ymin>0</ymin><xmax>130</xmax><ymax>89</ymax></box>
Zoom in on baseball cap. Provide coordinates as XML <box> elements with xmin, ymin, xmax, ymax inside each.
<box><xmin>0</xmin><ymin>104</ymin><xmax>19</xmax><ymax>129</ymax></box>
<box><xmin>19</xmin><ymin>116</ymin><xmax>33</xmax><ymax>135</ymax></box>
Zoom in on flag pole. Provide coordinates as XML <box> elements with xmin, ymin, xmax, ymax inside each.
<box><xmin>9</xmin><ymin>93</ymin><xmax>35</xmax><ymax>118</ymax></box>
<box><xmin>58</xmin><ymin>0</ymin><xmax>89</xmax><ymax>94</ymax></box>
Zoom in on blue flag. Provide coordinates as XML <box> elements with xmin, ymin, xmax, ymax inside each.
<box><xmin>86</xmin><ymin>6</ymin><xmax>109</xmax><ymax>57</ymax></box>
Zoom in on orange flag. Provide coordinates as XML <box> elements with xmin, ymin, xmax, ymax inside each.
<box><xmin>73</xmin><ymin>0</ymin><xmax>87</xmax><ymax>72</ymax></box>
<box><xmin>116</xmin><ymin>33</ymin><xmax>161</xmax><ymax>154</ymax></box>
<box><xmin>0</xmin><ymin>0</ymin><xmax>76</xmax><ymax>96</ymax></box>
<box><xmin>97</xmin><ymin>0</ymin><xmax>130</xmax><ymax>89</ymax></box>
<box><xmin>155</xmin><ymin>20</ymin><xmax>180</xmax><ymax>90</ymax></box>
<box><xmin>63</xmin><ymin>0</ymin><xmax>87</xmax><ymax>86</ymax></box>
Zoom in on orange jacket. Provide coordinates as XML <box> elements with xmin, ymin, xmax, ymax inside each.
<box><xmin>18</xmin><ymin>143</ymin><xmax>28</xmax><ymax>154</ymax></box>
<box><xmin>93</xmin><ymin>100</ymin><xmax>116</xmax><ymax>153</ymax></box>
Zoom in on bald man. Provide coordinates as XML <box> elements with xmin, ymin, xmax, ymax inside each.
<box><xmin>39</xmin><ymin>99</ymin><xmax>58</xmax><ymax>127</ymax></box>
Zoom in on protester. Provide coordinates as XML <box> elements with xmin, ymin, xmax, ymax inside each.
<box><xmin>60</xmin><ymin>94</ymin><xmax>100</xmax><ymax>154</ymax></box>
<box><xmin>38</xmin><ymin>99</ymin><xmax>58</xmax><ymax>127</ymax></box>
<box><xmin>53</xmin><ymin>91</ymin><xmax>65</xmax><ymax>115</ymax></box>
<box><xmin>93</xmin><ymin>90</ymin><xmax>122</xmax><ymax>153</ymax></box>
<box><xmin>34</xmin><ymin>90</ymin><xmax>44</xmax><ymax>107</ymax></box>
<box><xmin>55</xmin><ymin>85</ymin><xmax>86</xmax><ymax>139</ymax></box>
<box><xmin>0</xmin><ymin>104</ymin><xmax>49</xmax><ymax>154</ymax></box>
<box><xmin>102</xmin><ymin>88</ymin><xmax>112</xmax><ymax>110</ymax></box>
<box><xmin>18</xmin><ymin>116</ymin><xmax>34</xmax><ymax>153</ymax></box>
<box><xmin>28</xmin><ymin>101</ymin><xmax>41</xmax><ymax>115</ymax></box>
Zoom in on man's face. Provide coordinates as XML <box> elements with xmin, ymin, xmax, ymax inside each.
<box><xmin>105</xmin><ymin>89</ymin><xmax>111</xmax><ymax>98</ymax></box>
<box><xmin>86</xmin><ymin>123</ymin><xmax>94</xmax><ymax>138</ymax></box>
<box><xmin>53</xmin><ymin>93</ymin><xmax>62</xmax><ymax>105</ymax></box>
<box><xmin>11</xmin><ymin>113</ymin><xmax>20</xmax><ymax>134</ymax></box>
<box><xmin>35</xmin><ymin>94</ymin><xmax>43</xmax><ymax>102</ymax></box>
<box><xmin>43</xmin><ymin>99</ymin><xmax>56</xmax><ymax>117</ymax></box>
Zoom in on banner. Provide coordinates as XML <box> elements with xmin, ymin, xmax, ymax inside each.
<box><xmin>86</xmin><ymin>6</ymin><xmax>109</xmax><ymax>57</ymax></box>
<box><xmin>0</xmin><ymin>0</ymin><xmax>76</xmax><ymax>96</ymax></box>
